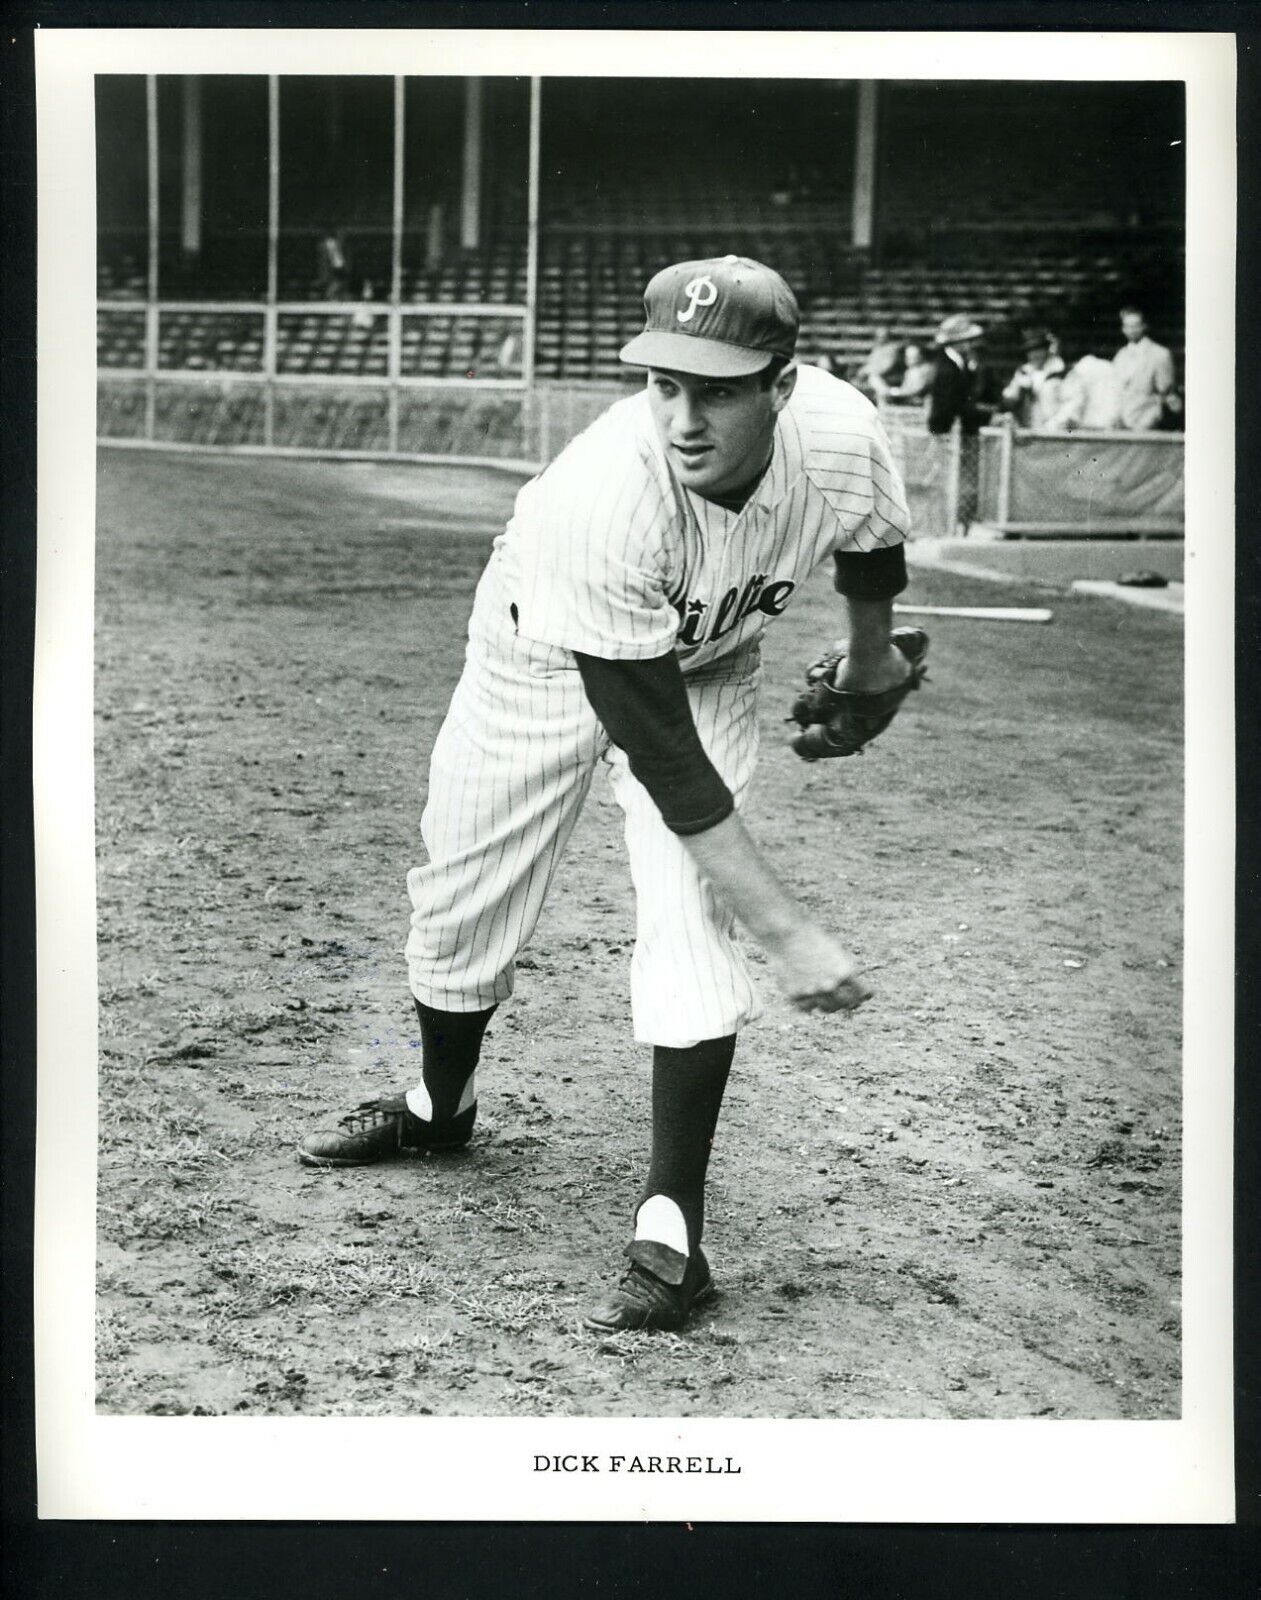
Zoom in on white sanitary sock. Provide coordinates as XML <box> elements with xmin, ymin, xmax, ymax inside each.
<box><xmin>633</xmin><ymin>1194</ymin><xmax>689</xmax><ymax>1256</ymax></box>
<box><xmin>405</xmin><ymin>1074</ymin><xmax>476</xmax><ymax>1123</ymax></box>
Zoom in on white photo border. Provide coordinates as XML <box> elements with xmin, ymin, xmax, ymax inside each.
<box><xmin>34</xmin><ymin>26</ymin><xmax>1236</xmax><ymax>1523</ymax></box>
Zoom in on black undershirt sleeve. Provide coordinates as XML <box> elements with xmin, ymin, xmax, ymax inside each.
<box><xmin>572</xmin><ymin>546</ymin><xmax>904</xmax><ymax>833</ymax></box>
<box><xmin>833</xmin><ymin>542</ymin><xmax>909</xmax><ymax>600</ymax></box>
<box><xmin>572</xmin><ymin>650</ymin><xmax>735</xmax><ymax>837</ymax></box>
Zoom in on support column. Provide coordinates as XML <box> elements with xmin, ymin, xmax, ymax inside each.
<box><xmin>946</xmin><ymin>425</ymin><xmax>963</xmax><ymax>535</ymax></box>
<box><xmin>264</xmin><ymin>76</ymin><xmax>279</xmax><ymax>449</ymax></box>
<box><xmin>181</xmin><ymin>76</ymin><xmax>203</xmax><ymax>257</ymax></box>
<box><xmin>997</xmin><ymin>422</ymin><xmax>1015</xmax><ymax>526</ymax></box>
<box><xmin>389</xmin><ymin>75</ymin><xmax>404</xmax><ymax>454</ymax></box>
<box><xmin>524</xmin><ymin>77</ymin><xmax>540</xmax><ymax>392</ymax></box>
<box><xmin>461</xmin><ymin>76</ymin><xmax>483</xmax><ymax>251</ymax></box>
<box><xmin>852</xmin><ymin>80</ymin><xmax>878</xmax><ymax>250</ymax></box>
<box><xmin>145</xmin><ymin>75</ymin><xmax>159</xmax><ymax>440</ymax></box>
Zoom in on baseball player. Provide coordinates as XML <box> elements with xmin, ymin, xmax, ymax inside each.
<box><xmin>301</xmin><ymin>256</ymin><xmax>922</xmax><ymax>1332</ymax></box>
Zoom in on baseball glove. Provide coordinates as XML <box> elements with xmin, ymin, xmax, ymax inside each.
<box><xmin>789</xmin><ymin>626</ymin><xmax>929</xmax><ymax>761</ymax></box>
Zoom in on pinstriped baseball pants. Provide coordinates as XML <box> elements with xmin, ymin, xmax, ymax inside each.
<box><xmin>405</xmin><ymin>568</ymin><xmax>763</xmax><ymax>1047</ymax></box>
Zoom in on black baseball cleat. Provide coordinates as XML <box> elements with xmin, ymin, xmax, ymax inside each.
<box><xmin>584</xmin><ymin>1241</ymin><xmax>715</xmax><ymax>1333</ymax></box>
<box><xmin>298</xmin><ymin>1095</ymin><xmax>475</xmax><ymax>1167</ymax></box>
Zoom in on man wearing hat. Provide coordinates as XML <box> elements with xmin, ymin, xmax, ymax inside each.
<box><xmin>299</xmin><ymin>257</ymin><xmax>915</xmax><ymax>1332</ymax></box>
<box><xmin>927</xmin><ymin>312</ymin><xmax>993</xmax><ymax>437</ymax></box>
<box><xmin>999</xmin><ymin>328</ymin><xmax>1067</xmax><ymax>430</ymax></box>
<box><xmin>927</xmin><ymin>313</ymin><xmax>994</xmax><ymax>533</ymax></box>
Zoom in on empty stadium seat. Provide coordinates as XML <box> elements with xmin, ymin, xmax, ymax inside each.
<box><xmin>99</xmin><ymin>215</ymin><xmax>1183</xmax><ymax>384</ymax></box>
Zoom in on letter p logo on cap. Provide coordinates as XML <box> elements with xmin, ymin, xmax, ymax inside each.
<box><xmin>677</xmin><ymin>276</ymin><xmax>718</xmax><ymax>324</ymax></box>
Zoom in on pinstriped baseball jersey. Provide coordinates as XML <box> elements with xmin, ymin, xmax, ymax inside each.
<box><xmin>405</xmin><ymin>361</ymin><xmax>913</xmax><ymax>1045</ymax></box>
<box><xmin>493</xmin><ymin>364</ymin><xmax>910</xmax><ymax>673</ymax></box>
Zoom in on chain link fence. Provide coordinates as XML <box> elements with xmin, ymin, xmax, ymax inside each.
<box><xmin>100</xmin><ymin>375</ymin><xmax>1183</xmax><ymax>538</ymax></box>
<box><xmin>98</xmin><ymin>376</ymin><xmax>637</xmax><ymax>469</ymax></box>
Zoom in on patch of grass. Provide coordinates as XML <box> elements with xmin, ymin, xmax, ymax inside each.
<box><xmin>204</xmin><ymin>1318</ymin><xmax>306</xmax><ymax>1366</ymax></box>
<box><xmin>98</xmin><ymin>1052</ymin><xmax>200</xmax><ymax>1136</ymax></box>
<box><xmin>232</xmin><ymin>967</ymin><xmax>279</xmax><ymax>992</ymax></box>
<box><xmin>100</xmin><ymin>1110</ymin><xmax>251</xmax><ymax>1179</ymax></box>
<box><xmin>442</xmin><ymin>1278</ymin><xmax>558</xmax><ymax>1335</ymax></box>
<box><xmin>218</xmin><ymin>1076</ymin><xmax>313</xmax><ymax>1103</ymax></box>
<box><xmin>99</xmin><ymin>970</ymin><xmax>165</xmax><ymax>1005</ymax></box>
<box><xmin>164</xmin><ymin>999</ymin><xmax>326</xmax><ymax>1043</ymax></box>
<box><xmin>96</xmin><ymin>1304</ymin><xmax>134</xmax><ymax>1368</ymax></box>
<box><xmin>433</xmin><ymin>1191</ymin><xmax>546</xmax><ymax>1233</ymax></box>
<box><xmin>338</xmin><ymin>1330</ymin><xmax>457</xmax><ymax>1383</ymax></box>
<box><xmin>206</xmin><ymin>1242</ymin><xmax>437</xmax><ymax>1318</ymax></box>
<box><xmin>98</xmin><ymin>1078</ymin><xmax>263</xmax><ymax>1247</ymax></box>
<box><xmin>177</xmin><ymin>999</ymin><xmax>236</xmax><ymax>1029</ymax></box>
<box><xmin>580</xmin><ymin>1324</ymin><xmax>732</xmax><ymax>1369</ymax></box>
<box><xmin>99</xmin><ymin>1179</ymin><xmax>245</xmax><ymax>1243</ymax></box>
<box><xmin>201</xmin><ymin>1319</ymin><xmax>317</xmax><ymax>1401</ymax></box>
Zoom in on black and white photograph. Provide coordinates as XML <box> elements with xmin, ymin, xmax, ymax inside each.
<box><xmin>33</xmin><ymin>26</ymin><xmax>1234</xmax><ymax>1522</ymax></box>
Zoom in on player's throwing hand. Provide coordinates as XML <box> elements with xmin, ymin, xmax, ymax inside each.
<box><xmin>763</xmin><ymin>924</ymin><xmax>874</xmax><ymax>1014</ymax></box>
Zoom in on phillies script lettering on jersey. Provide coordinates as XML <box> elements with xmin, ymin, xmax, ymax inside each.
<box><xmin>674</xmin><ymin>573</ymin><xmax>796</xmax><ymax>652</ymax></box>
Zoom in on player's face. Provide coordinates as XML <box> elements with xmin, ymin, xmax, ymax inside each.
<box><xmin>646</xmin><ymin>366</ymin><xmax>797</xmax><ymax>500</ymax></box>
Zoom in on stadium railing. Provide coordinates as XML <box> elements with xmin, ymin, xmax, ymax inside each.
<box><xmin>885</xmin><ymin>417</ymin><xmax>1184</xmax><ymax>538</ymax></box>
<box><xmin>99</xmin><ymin>368</ymin><xmax>1183</xmax><ymax>543</ymax></box>
<box><xmin>97</xmin><ymin>371</ymin><xmax>635</xmax><ymax>473</ymax></box>
<box><xmin>976</xmin><ymin>425</ymin><xmax>1184</xmax><ymax>537</ymax></box>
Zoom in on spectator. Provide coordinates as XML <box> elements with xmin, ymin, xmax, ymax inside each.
<box><xmin>315</xmin><ymin>230</ymin><xmax>350</xmax><ymax>300</ymax></box>
<box><xmin>351</xmin><ymin>279</ymin><xmax>377</xmax><ymax>330</ymax></box>
<box><xmin>886</xmin><ymin>342</ymin><xmax>935</xmax><ymax>406</ymax></box>
<box><xmin>999</xmin><ymin>328</ymin><xmax>1066</xmax><ymax>430</ymax></box>
<box><xmin>927</xmin><ymin>314</ymin><xmax>992</xmax><ymax>436</ymax></box>
<box><xmin>928</xmin><ymin>314</ymin><xmax>994</xmax><ymax>534</ymax></box>
<box><xmin>496</xmin><ymin>328</ymin><xmax>523</xmax><ymax>375</ymax></box>
<box><xmin>425</xmin><ymin>202</ymin><xmax>445</xmax><ymax>273</ymax></box>
<box><xmin>1045</xmin><ymin>344</ymin><xmax>1122</xmax><ymax>432</ymax></box>
<box><xmin>856</xmin><ymin>326</ymin><xmax>904</xmax><ymax>401</ymax></box>
<box><xmin>1112</xmin><ymin>306</ymin><xmax>1176</xmax><ymax>431</ymax></box>
<box><xmin>1160</xmin><ymin>390</ymin><xmax>1185</xmax><ymax>431</ymax></box>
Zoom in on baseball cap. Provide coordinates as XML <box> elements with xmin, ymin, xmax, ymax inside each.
<box><xmin>619</xmin><ymin>255</ymin><xmax>799</xmax><ymax>379</ymax></box>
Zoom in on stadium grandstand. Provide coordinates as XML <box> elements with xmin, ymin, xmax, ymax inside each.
<box><xmin>96</xmin><ymin>75</ymin><xmax>1185</xmax><ymax>533</ymax></box>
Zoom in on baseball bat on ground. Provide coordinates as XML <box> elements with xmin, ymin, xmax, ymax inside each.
<box><xmin>893</xmin><ymin>603</ymin><xmax>1054</xmax><ymax>624</ymax></box>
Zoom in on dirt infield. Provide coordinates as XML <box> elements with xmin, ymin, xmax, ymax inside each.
<box><xmin>94</xmin><ymin>450</ymin><xmax>1183</xmax><ymax>1419</ymax></box>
